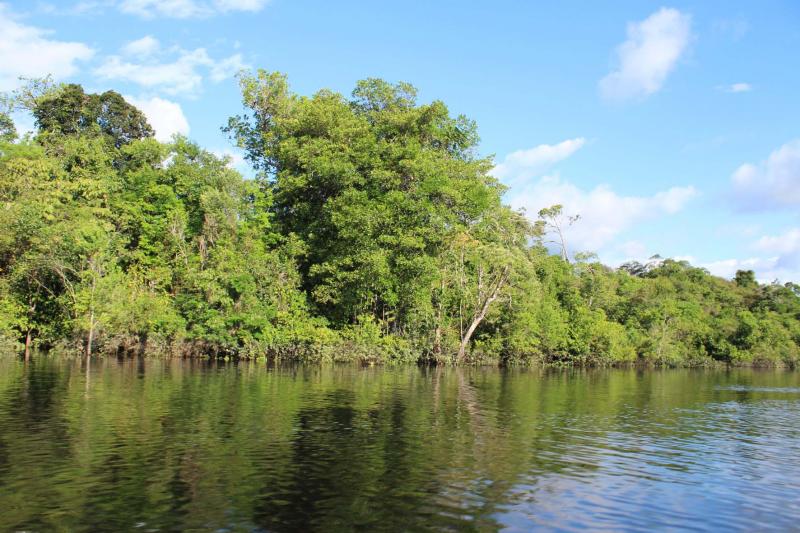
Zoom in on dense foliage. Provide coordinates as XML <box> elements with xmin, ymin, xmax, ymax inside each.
<box><xmin>1</xmin><ymin>75</ymin><xmax>798</xmax><ymax>365</ymax></box>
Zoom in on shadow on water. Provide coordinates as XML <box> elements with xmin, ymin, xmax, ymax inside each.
<box><xmin>0</xmin><ymin>357</ymin><xmax>799</xmax><ymax>531</ymax></box>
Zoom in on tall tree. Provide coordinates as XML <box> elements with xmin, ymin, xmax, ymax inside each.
<box><xmin>225</xmin><ymin>71</ymin><xmax>526</xmax><ymax>359</ymax></box>
<box><xmin>33</xmin><ymin>84</ymin><xmax>154</xmax><ymax>147</ymax></box>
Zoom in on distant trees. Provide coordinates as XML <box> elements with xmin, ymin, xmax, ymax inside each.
<box><xmin>734</xmin><ymin>269</ymin><xmax>757</xmax><ymax>288</ymax></box>
<box><xmin>0</xmin><ymin>75</ymin><xmax>798</xmax><ymax>366</ymax></box>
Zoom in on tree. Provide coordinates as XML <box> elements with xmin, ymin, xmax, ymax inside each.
<box><xmin>536</xmin><ymin>204</ymin><xmax>579</xmax><ymax>262</ymax></box>
<box><xmin>0</xmin><ymin>77</ymin><xmax>56</xmax><ymax>143</ymax></box>
<box><xmin>225</xmin><ymin>71</ymin><xmax>506</xmax><ymax>354</ymax></box>
<box><xmin>440</xmin><ymin>208</ymin><xmax>534</xmax><ymax>361</ymax></box>
<box><xmin>734</xmin><ymin>269</ymin><xmax>757</xmax><ymax>288</ymax></box>
<box><xmin>32</xmin><ymin>84</ymin><xmax>154</xmax><ymax>148</ymax></box>
<box><xmin>0</xmin><ymin>77</ymin><xmax>798</xmax><ymax>366</ymax></box>
<box><xmin>0</xmin><ymin>113</ymin><xmax>15</xmax><ymax>142</ymax></box>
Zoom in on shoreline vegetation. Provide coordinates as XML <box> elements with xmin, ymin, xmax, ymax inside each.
<box><xmin>1</xmin><ymin>73</ymin><xmax>798</xmax><ymax>367</ymax></box>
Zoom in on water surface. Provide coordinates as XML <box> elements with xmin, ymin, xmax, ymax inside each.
<box><xmin>1</xmin><ymin>358</ymin><xmax>798</xmax><ymax>531</ymax></box>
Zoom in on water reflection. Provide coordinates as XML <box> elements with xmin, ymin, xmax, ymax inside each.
<box><xmin>0</xmin><ymin>358</ymin><xmax>798</xmax><ymax>531</ymax></box>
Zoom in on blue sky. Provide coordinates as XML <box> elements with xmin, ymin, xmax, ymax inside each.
<box><xmin>2</xmin><ymin>0</ymin><xmax>799</xmax><ymax>281</ymax></box>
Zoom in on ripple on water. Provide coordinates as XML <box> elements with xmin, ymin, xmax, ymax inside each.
<box><xmin>0</xmin><ymin>360</ymin><xmax>798</xmax><ymax>531</ymax></box>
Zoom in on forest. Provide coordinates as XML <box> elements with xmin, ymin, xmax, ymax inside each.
<box><xmin>1</xmin><ymin>72</ymin><xmax>798</xmax><ymax>366</ymax></box>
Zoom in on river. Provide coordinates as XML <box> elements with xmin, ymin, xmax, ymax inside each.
<box><xmin>1</xmin><ymin>357</ymin><xmax>798</xmax><ymax>531</ymax></box>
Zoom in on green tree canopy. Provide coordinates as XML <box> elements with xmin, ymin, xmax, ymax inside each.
<box><xmin>0</xmin><ymin>75</ymin><xmax>797</xmax><ymax>366</ymax></box>
<box><xmin>33</xmin><ymin>84</ymin><xmax>154</xmax><ymax>147</ymax></box>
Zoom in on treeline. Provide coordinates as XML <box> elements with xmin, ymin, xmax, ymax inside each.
<box><xmin>0</xmin><ymin>74</ymin><xmax>798</xmax><ymax>365</ymax></box>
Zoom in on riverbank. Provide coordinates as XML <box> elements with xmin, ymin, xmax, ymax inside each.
<box><xmin>8</xmin><ymin>342</ymin><xmax>798</xmax><ymax>369</ymax></box>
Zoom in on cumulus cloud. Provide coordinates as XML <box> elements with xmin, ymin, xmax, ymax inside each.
<box><xmin>507</xmin><ymin>174</ymin><xmax>697</xmax><ymax>253</ymax></box>
<box><xmin>122</xmin><ymin>35</ymin><xmax>160</xmax><ymax>57</ymax></box>
<box><xmin>493</xmin><ymin>138</ymin><xmax>586</xmax><ymax>184</ymax></box>
<box><xmin>755</xmin><ymin>228</ymin><xmax>800</xmax><ymax>256</ymax></box>
<box><xmin>0</xmin><ymin>4</ymin><xmax>95</xmax><ymax>91</ymax></box>
<box><xmin>94</xmin><ymin>43</ymin><xmax>248</xmax><ymax>96</ymax></box>
<box><xmin>697</xmin><ymin>228</ymin><xmax>800</xmax><ymax>283</ymax></box>
<box><xmin>124</xmin><ymin>95</ymin><xmax>189</xmax><ymax>141</ymax></box>
<box><xmin>209</xmin><ymin>54</ymin><xmax>247</xmax><ymax>82</ymax></box>
<box><xmin>95</xmin><ymin>50</ymin><xmax>206</xmax><ymax>95</ymax></box>
<box><xmin>731</xmin><ymin>139</ymin><xmax>800</xmax><ymax>211</ymax></box>
<box><xmin>119</xmin><ymin>0</ymin><xmax>268</xmax><ymax>18</ymax></box>
<box><xmin>701</xmin><ymin>256</ymin><xmax>798</xmax><ymax>283</ymax></box>
<box><xmin>600</xmin><ymin>8</ymin><xmax>691</xmax><ymax>101</ymax></box>
<box><xmin>701</xmin><ymin>257</ymin><xmax>780</xmax><ymax>281</ymax></box>
<box><xmin>754</xmin><ymin>228</ymin><xmax>800</xmax><ymax>280</ymax></box>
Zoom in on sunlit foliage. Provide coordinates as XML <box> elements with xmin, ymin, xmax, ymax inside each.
<box><xmin>0</xmin><ymin>76</ymin><xmax>797</xmax><ymax>365</ymax></box>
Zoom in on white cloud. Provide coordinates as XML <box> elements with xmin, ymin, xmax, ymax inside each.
<box><xmin>209</xmin><ymin>53</ymin><xmax>247</xmax><ymax>82</ymax></box>
<box><xmin>32</xmin><ymin>1</ymin><xmax>114</xmax><ymax>16</ymax></box>
<box><xmin>0</xmin><ymin>4</ymin><xmax>95</xmax><ymax>91</ymax></box>
<box><xmin>721</xmin><ymin>82</ymin><xmax>752</xmax><ymax>93</ymax></box>
<box><xmin>212</xmin><ymin>147</ymin><xmax>249</xmax><ymax>173</ymax></box>
<box><xmin>700</xmin><ymin>256</ymin><xmax>798</xmax><ymax>283</ymax></box>
<box><xmin>616</xmin><ymin>240</ymin><xmax>648</xmax><ymax>260</ymax></box>
<box><xmin>754</xmin><ymin>228</ymin><xmax>800</xmax><ymax>281</ymax></box>
<box><xmin>600</xmin><ymin>8</ymin><xmax>691</xmax><ymax>101</ymax></box>
<box><xmin>94</xmin><ymin>45</ymin><xmax>247</xmax><ymax>96</ymax></box>
<box><xmin>701</xmin><ymin>257</ymin><xmax>779</xmax><ymax>280</ymax></box>
<box><xmin>72</xmin><ymin>1</ymin><xmax>115</xmax><ymax>14</ymax></box>
<box><xmin>96</xmin><ymin>48</ymin><xmax>208</xmax><ymax>95</ymax></box>
<box><xmin>124</xmin><ymin>95</ymin><xmax>189</xmax><ymax>141</ymax></box>
<box><xmin>493</xmin><ymin>138</ymin><xmax>586</xmax><ymax>184</ymax></box>
<box><xmin>122</xmin><ymin>35</ymin><xmax>160</xmax><ymax>57</ymax></box>
<box><xmin>120</xmin><ymin>0</ymin><xmax>209</xmax><ymax>17</ymax></box>
<box><xmin>731</xmin><ymin>139</ymin><xmax>800</xmax><ymax>211</ymax></box>
<box><xmin>755</xmin><ymin>228</ymin><xmax>800</xmax><ymax>256</ymax></box>
<box><xmin>213</xmin><ymin>0</ymin><xmax>269</xmax><ymax>10</ymax></box>
<box><xmin>507</xmin><ymin>174</ymin><xmax>697</xmax><ymax>253</ymax></box>
<box><xmin>119</xmin><ymin>0</ymin><xmax>268</xmax><ymax>18</ymax></box>
<box><xmin>697</xmin><ymin>228</ymin><xmax>800</xmax><ymax>283</ymax></box>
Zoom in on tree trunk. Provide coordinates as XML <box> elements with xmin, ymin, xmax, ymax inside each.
<box><xmin>86</xmin><ymin>258</ymin><xmax>97</xmax><ymax>359</ymax></box>
<box><xmin>456</xmin><ymin>295</ymin><xmax>495</xmax><ymax>362</ymax></box>
<box><xmin>456</xmin><ymin>266</ymin><xmax>509</xmax><ymax>362</ymax></box>
<box><xmin>24</xmin><ymin>329</ymin><xmax>32</xmax><ymax>361</ymax></box>
<box><xmin>138</xmin><ymin>332</ymin><xmax>148</xmax><ymax>357</ymax></box>
<box><xmin>433</xmin><ymin>279</ymin><xmax>444</xmax><ymax>356</ymax></box>
<box><xmin>24</xmin><ymin>298</ymin><xmax>35</xmax><ymax>361</ymax></box>
<box><xmin>86</xmin><ymin>308</ymin><xmax>94</xmax><ymax>358</ymax></box>
<box><xmin>84</xmin><ymin>354</ymin><xmax>91</xmax><ymax>396</ymax></box>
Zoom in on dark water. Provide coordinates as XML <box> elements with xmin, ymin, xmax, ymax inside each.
<box><xmin>1</xmin><ymin>358</ymin><xmax>799</xmax><ymax>531</ymax></box>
